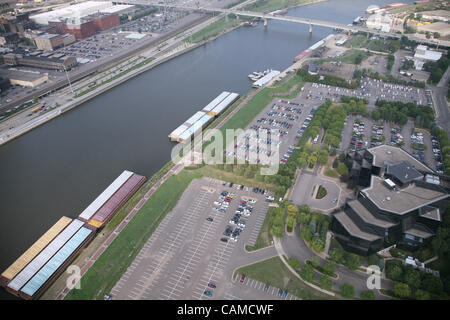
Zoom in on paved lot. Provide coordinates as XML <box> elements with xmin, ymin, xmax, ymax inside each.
<box><xmin>339</xmin><ymin>115</ymin><xmax>438</xmax><ymax>171</ymax></box>
<box><xmin>109</xmin><ymin>177</ymin><xmax>272</xmax><ymax>300</ymax></box>
<box><xmin>290</xmin><ymin>171</ymin><xmax>343</xmax><ymax>213</ymax></box>
<box><xmin>224</xmin><ymin>275</ymin><xmax>300</xmax><ymax>300</ymax></box>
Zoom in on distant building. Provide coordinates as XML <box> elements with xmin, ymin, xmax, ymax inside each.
<box><xmin>3</xmin><ymin>52</ymin><xmax>77</xmax><ymax>70</ymax></box>
<box><xmin>366</xmin><ymin>13</ymin><xmax>393</xmax><ymax>32</ymax></box>
<box><xmin>331</xmin><ymin>145</ymin><xmax>449</xmax><ymax>256</ymax></box>
<box><xmin>308</xmin><ymin>62</ymin><xmax>319</xmax><ymax>75</ymax></box>
<box><xmin>29</xmin><ymin>1</ymin><xmax>134</xmax><ymax>25</ymax></box>
<box><xmin>34</xmin><ymin>33</ymin><xmax>63</xmax><ymax>50</ymax></box>
<box><xmin>61</xmin><ymin>33</ymin><xmax>75</xmax><ymax>46</ymax></box>
<box><xmin>7</xmin><ymin>70</ymin><xmax>49</xmax><ymax>87</ymax></box>
<box><xmin>0</xmin><ymin>32</ymin><xmax>19</xmax><ymax>44</ymax></box>
<box><xmin>48</xmin><ymin>12</ymin><xmax>119</xmax><ymax>39</ymax></box>
<box><xmin>420</xmin><ymin>10</ymin><xmax>450</xmax><ymax>23</ymax></box>
<box><xmin>414</xmin><ymin>45</ymin><xmax>443</xmax><ymax>70</ymax></box>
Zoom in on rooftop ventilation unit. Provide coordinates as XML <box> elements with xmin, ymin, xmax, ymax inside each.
<box><xmin>384</xmin><ymin>179</ymin><xmax>396</xmax><ymax>189</ymax></box>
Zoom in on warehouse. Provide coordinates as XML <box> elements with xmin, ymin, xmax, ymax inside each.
<box><xmin>7</xmin><ymin>70</ymin><xmax>49</xmax><ymax>87</ymax></box>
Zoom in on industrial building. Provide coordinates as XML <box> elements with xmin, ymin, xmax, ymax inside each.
<box><xmin>29</xmin><ymin>1</ymin><xmax>134</xmax><ymax>25</ymax></box>
<box><xmin>366</xmin><ymin>13</ymin><xmax>394</xmax><ymax>32</ymax></box>
<box><xmin>168</xmin><ymin>91</ymin><xmax>240</xmax><ymax>143</ymax></box>
<box><xmin>34</xmin><ymin>33</ymin><xmax>63</xmax><ymax>50</ymax></box>
<box><xmin>331</xmin><ymin>145</ymin><xmax>449</xmax><ymax>256</ymax></box>
<box><xmin>414</xmin><ymin>45</ymin><xmax>443</xmax><ymax>70</ymax></box>
<box><xmin>3</xmin><ymin>52</ymin><xmax>78</xmax><ymax>70</ymax></box>
<box><xmin>6</xmin><ymin>70</ymin><xmax>49</xmax><ymax>87</ymax></box>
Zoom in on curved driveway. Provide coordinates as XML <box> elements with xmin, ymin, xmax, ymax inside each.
<box><xmin>280</xmin><ymin>224</ymin><xmax>394</xmax><ymax>299</ymax></box>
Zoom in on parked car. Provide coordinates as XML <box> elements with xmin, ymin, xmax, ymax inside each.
<box><xmin>204</xmin><ymin>290</ymin><xmax>213</xmax><ymax>297</ymax></box>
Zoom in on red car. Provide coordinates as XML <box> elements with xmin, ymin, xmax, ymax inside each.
<box><xmin>240</xmin><ymin>274</ymin><xmax>246</xmax><ymax>283</ymax></box>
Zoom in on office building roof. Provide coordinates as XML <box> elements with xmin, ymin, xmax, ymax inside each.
<box><xmin>386</xmin><ymin>161</ymin><xmax>423</xmax><ymax>184</ymax></box>
<box><xmin>361</xmin><ymin>176</ymin><xmax>448</xmax><ymax>215</ymax></box>
<box><xmin>368</xmin><ymin>145</ymin><xmax>434</xmax><ymax>173</ymax></box>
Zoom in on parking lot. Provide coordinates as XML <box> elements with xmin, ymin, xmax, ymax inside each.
<box><xmin>306</xmin><ymin>78</ymin><xmax>429</xmax><ymax>109</ymax></box>
<box><xmin>230</xmin><ymin>93</ymin><xmax>321</xmax><ymax>165</ymax></box>
<box><xmin>109</xmin><ymin>177</ymin><xmax>272</xmax><ymax>300</ymax></box>
<box><xmin>339</xmin><ymin>115</ymin><xmax>440</xmax><ymax>171</ymax></box>
<box><xmin>223</xmin><ymin>275</ymin><xmax>300</xmax><ymax>300</ymax></box>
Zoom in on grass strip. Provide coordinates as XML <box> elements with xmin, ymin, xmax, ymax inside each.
<box><xmin>234</xmin><ymin>256</ymin><xmax>331</xmax><ymax>299</ymax></box>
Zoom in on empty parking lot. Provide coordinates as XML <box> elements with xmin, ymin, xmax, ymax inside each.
<box><xmin>109</xmin><ymin>177</ymin><xmax>271</xmax><ymax>300</ymax></box>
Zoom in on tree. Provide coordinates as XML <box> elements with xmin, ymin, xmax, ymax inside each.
<box><xmin>300</xmin><ymin>263</ymin><xmax>315</xmax><ymax>282</ymax></box>
<box><xmin>323</xmin><ymin>260</ymin><xmax>336</xmax><ymax>276</ymax></box>
<box><xmin>415</xmin><ymin>289</ymin><xmax>430</xmax><ymax>300</ymax></box>
<box><xmin>344</xmin><ymin>252</ymin><xmax>360</xmax><ymax>270</ymax></box>
<box><xmin>319</xmin><ymin>275</ymin><xmax>332</xmax><ymax>290</ymax></box>
<box><xmin>360</xmin><ymin>290</ymin><xmax>376</xmax><ymax>300</ymax></box>
<box><xmin>393</xmin><ymin>282</ymin><xmax>411</xmax><ymax>298</ymax></box>
<box><xmin>297</xmin><ymin>212</ymin><xmax>310</xmax><ymax>225</ymax></box>
<box><xmin>386</xmin><ymin>263</ymin><xmax>403</xmax><ymax>281</ymax></box>
<box><xmin>340</xmin><ymin>283</ymin><xmax>354</xmax><ymax>299</ymax></box>
<box><xmin>332</xmin><ymin>158</ymin><xmax>339</xmax><ymax>168</ymax></box>
<box><xmin>337</xmin><ymin>163</ymin><xmax>349</xmax><ymax>176</ymax></box>
<box><xmin>300</xmin><ymin>226</ymin><xmax>312</xmax><ymax>241</ymax></box>
<box><xmin>403</xmin><ymin>268</ymin><xmax>421</xmax><ymax>289</ymax></box>
<box><xmin>329</xmin><ymin>248</ymin><xmax>344</xmax><ymax>264</ymax></box>
<box><xmin>310</xmin><ymin>237</ymin><xmax>325</xmax><ymax>252</ymax></box>
<box><xmin>422</xmin><ymin>274</ymin><xmax>443</xmax><ymax>294</ymax></box>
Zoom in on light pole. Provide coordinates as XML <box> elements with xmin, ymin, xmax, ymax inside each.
<box><xmin>63</xmin><ymin>65</ymin><xmax>74</xmax><ymax>95</ymax></box>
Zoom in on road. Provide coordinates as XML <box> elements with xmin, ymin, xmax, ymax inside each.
<box><xmin>279</xmin><ymin>225</ymin><xmax>394</xmax><ymax>299</ymax></box>
<box><xmin>432</xmin><ymin>66</ymin><xmax>450</xmax><ymax>134</ymax></box>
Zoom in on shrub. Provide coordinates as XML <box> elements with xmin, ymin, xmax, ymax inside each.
<box><xmin>415</xmin><ymin>289</ymin><xmax>430</xmax><ymax>300</ymax></box>
<box><xmin>319</xmin><ymin>275</ymin><xmax>332</xmax><ymax>290</ymax></box>
<box><xmin>340</xmin><ymin>283</ymin><xmax>355</xmax><ymax>299</ymax></box>
<box><xmin>316</xmin><ymin>185</ymin><xmax>327</xmax><ymax>199</ymax></box>
<box><xmin>360</xmin><ymin>290</ymin><xmax>376</xmax><ymax>300</ymax></box>
<box><xmin>300</xmin><ymin>263</ymin><xmax>315</xmax><ymax>282</ymax></box>
<box><xmin>393</xmin><ymin>282</ymin><xmax>411</xmax><ymax>298</ymax></box>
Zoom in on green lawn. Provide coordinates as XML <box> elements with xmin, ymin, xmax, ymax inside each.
<box><xmin>345</xmin><ymin>35</ymin><xmax>368</xmax><ymax>49</ymax></box>
<box><xmin>318</xmin><ymin>49</ymin><xmax>369</xmax><ymax>65</ymax></box>
<box><xmin>245</xmin><ymin>207</ymin><xmax>275</xmax><ymax>252</ymax></box>
<box><xmin>234</xmin><ymin>256</ymin><xmax>332</xmax><ymax>299</ymax></box>
<box><xmin>218</xmin><ymin>74</ymin><xmax>304</xmax><ymax>136</ymax></box>
<box><xmin>189</xmin><ymin>17</ymin><xmax>241</xmax><ymax>43</ymax></box>
<box><xmin>325</xmin><ymin>168</ymin><xmax>339</xmax><ymax>178</ymax></box>
<box><xmin>194</xmin><ymin>165</ymin><xmax>277</xmax><ymax>192</ymax></box>
<box><xmin>65</xmin><ymin>170</ymin><xmax>202</xmax><ymax>300</ymax></box>
<box><xmin>245</xmin><ymin>0</ymin><xmax>318</xmax><ymax>13</ymax></box>
<box><xmin>316</xmin><ymin>185</ymin><xmax>327</xmax><ymax>199</ymax></box>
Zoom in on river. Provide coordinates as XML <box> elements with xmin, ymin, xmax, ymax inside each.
<box><xmin>0</xmin><ymin>0</ymin><xmax>415</xmax><ymax>299</ymax></box>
